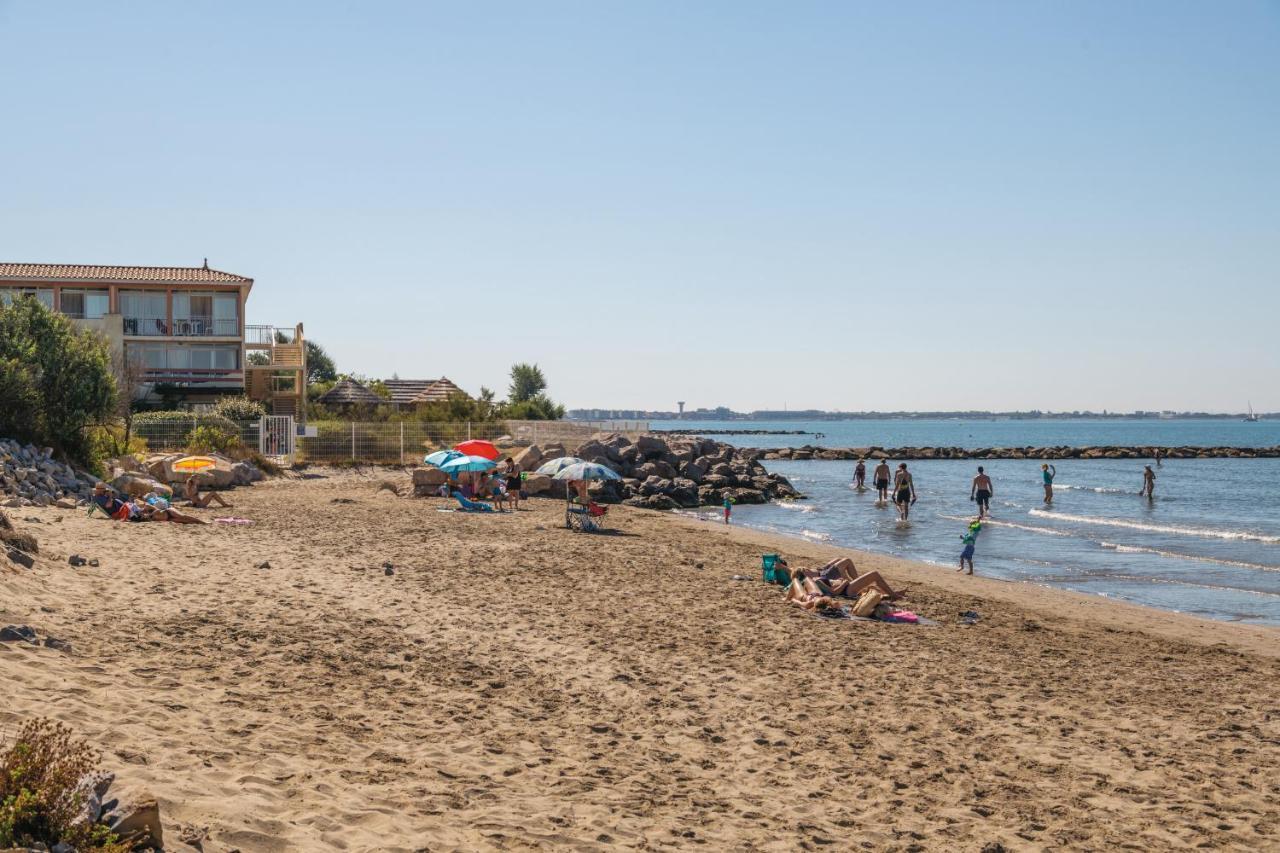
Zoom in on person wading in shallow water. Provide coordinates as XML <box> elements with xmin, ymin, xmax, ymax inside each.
<box><xmin>1041</xmin><ymin>463</ymin><xmax>1056</xmax><ymax>504</ymax></box>
<box><xmin>1140</xmin><ymin>465</ymin><xmax>1156</xmax><ymax>501</ymax></box>
<box><xmin>893</xmin><ymin>463</ymin><xmax>917</xmax><ymax>521</ymax></box>
<box><xmin>874</xmin><ymin>460</ymin><xmax>892</xmax><ymax>504</ymax></box>
<box><xmin>970</xmin><ymin>466</ymin><xmax>994</xmax><ymax>519</ymax></box>
<box><xmin>853</xmin><ymin>458</ymin><xmax>866</xmax><ymax>489</ymax></box>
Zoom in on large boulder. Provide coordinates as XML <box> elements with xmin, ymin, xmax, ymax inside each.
<box><xmin>540</xmin><ymin>443</ymin><xmax>566</xmax><ymax>462</ymax></box>
<box><xmin>412</xmin><ymin>467</ymin><xmax>448</xmax><ymax>487</ymax></box>
<box><xmin>112</xmin><ymin>474</ymin><xmax>172</xmax><ymax>499</ymax></box>
<box><xmin>635</xmin><ymin>460</ymin><xmax>677</xmax><ymax>481</ymax></box>
<box><xmin>521</xmin><ymin>473</ymin><xmax>552</xmax><ymax>496</ymax></box>
<box><xmin>512</xmin><ymin>445</ymin><xmax>543</xmax><ymax>472</ymax></box>
<box><xmin>575</xmin><ymin>439</ymin><xmax>618</xmax><ymax>465</ymax></box>
<box><xmin>681</xmin><ymin>460</ymin><xmax>706</xmax><ymax>483</ymax></box>
<box><xmin>668</xmin><ymin>477</ymin><xmax>699</xmax><ymax>507</ymax></box>
<box><xmin>230</xmin><ymin>462</ymin><xmax>264</xmax><ymax>486</ymax></box>
<box><xmin>634</xmin><ymin>434</ymin><xmax>668</xmax><ymax>458</ymax></box>
<box><xmin>193</xmin><ymin>465</ymin><xmax>235</xmax><ymax>490</ymax></box>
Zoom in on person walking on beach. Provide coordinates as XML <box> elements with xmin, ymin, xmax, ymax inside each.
<box><xmin>958</xmin><ymin>520</ymin><xmax>982</xmax><ymax>575</ymax></box>
<box><xmin>1140</xmin><ymin>465</ymin><xmax>1156</xmax><ymax>501</ymax></box>
<box><xmin>503</xmin><ymin>458</ymin><xmax>523</xmax><ymax>511</ymax></box>
<box><xmin>893</xmin><ymin>463</ymin><xmax>916</xmax><ymax>520</ymax></box>
<box><xmin>874</xmin><ymin>460</ymin><xmax>892</xmax><ymax>504</ymax></box>
<box><xmin>970</xmin><ymin>466</ymin><xmax>994</xmax><ymax>518</ymax></box>
<box><xmin>853</xmin><ymin>459</ymin><xmax>866</xmax><ymax>490</ymax></box>
<box><xmin>1041</xmin><ymin>464</ymin><xmax>1056</xmax><ymax>504</ymax></box>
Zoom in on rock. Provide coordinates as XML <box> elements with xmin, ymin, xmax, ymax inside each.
<box><xmin>193</xmin><ymin>465</ymin><xmax>234</xmax><ymax>490</ymax></box>
<box><xmin>412</xmin><ymin>467</ymin><xmax>448</xmax><ymax>486</ymax></box>
<box><xmin>6</xmin><ymin>547</ymin><xmax>34</xmax><ymax>569</ymax></box>
<box><xmin>540</xmin><ymin>443</ymin><xmax>566</xmax><ymax>462</ymax></box>
<box><xmin>257</xmin><ymin>561</ymin><xmax>271</xmax><ymax>570</ymax></box>
<box><xmin>111</xmin><ymin>474</ymin><xmax>172</xmax><ymax>499</ymax></box>
<box><xmin>106</xmin><ymin>786</ymin><xmax>164</xmax><ymax>850</ymax></box>
<box><xmin>575</xmin><ymin>439</ymin><xmax>620</xmax><ymax>465</ymax></box>
<box><xmin>645</xmin><ymin>494</ymin><xmax>680</xmax><ymax>510</ymax></box>
<box><xmin>69</xmin><ymin>554</ymin><xmax>87</xmax><ymax>567</ymax></box>
<box><xmin>384</xmin><ymin>566</ymin><xmax>394</xmax><ymax>576</ymax></box>
<box><xmin>53</xmin><ymin>498</ymin><xmax>77</xmax><ymax>509</ymax></box>
<box><xmin>230</xmin><ymin>461</ymin><xmax>264</xmax><ymax>486</ymax></box>
<box><xmin>43</xmin><ymin>637</ymin><xmax>72</xmax><ymax>653</ymax></box>
<box><xmin>0</xmin><ymin>625</ymin><xmax>37</xmax><ymax>643</ymax></box>
<box><xmin>512</xmin><ymin>445</ymin><xmax>543</xmax><ymax>472</ymax></box>
<box><xmin>521</xmin><ymin>473</ymin><xmax>552</xmax><ymax>496</ymax></box>
<box><xmin>636</xmin><ymin>460</ymin><xmax>677</xmax><ymax>481</ymax></box>
<box><xmin>634</xmin><ymin>434</ymin><xmax>668</xmax><ymax>457</ymax></box>
<box><xmin>680</xmin><ymin>461</ymin><xmax>706</xmax><ymax>482</ymax></box>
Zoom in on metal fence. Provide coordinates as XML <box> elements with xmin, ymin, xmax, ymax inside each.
<box><xmin>127</xmin><ymin>418</ymin><xmax>648</xmax><ymax>465</ymax></box>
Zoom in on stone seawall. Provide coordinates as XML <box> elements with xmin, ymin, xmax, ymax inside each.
<box><xmin>762</xmin><ymin>445</ymin><xmax>1280</xmax><ymax>461</ymax></box>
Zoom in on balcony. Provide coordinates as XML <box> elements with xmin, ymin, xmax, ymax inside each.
<box><xmin>123</xmin><ymin>316</ymin><xmax>239</xmax><ymax>337</ymax></box>
<box><xmin>142</xmin><ymin>367</ymin><xmax>245</xmax><ymax>385</ymax></box>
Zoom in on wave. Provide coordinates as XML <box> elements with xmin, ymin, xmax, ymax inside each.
<box><xmin>1032</xmin><ymin>570</ymin><xmax>1280</xmax><ymax>598</ymax></box>
<box><xmin>1029</xmin><ymin>509</ymin><xmax>1280</xmax><ymax>544</ymax></box>
<box><xmin>1099</xmin><ymin>542</ymin><xmax>1280</xmax><ymax>573</ymax></box>
<box><xmin>800</xmin><ymin>529</ymin><xmax>832</xmax><ymax>542</ymax></box>
<box><xmin>1055</xmin><ymin>484</ymin><xmax>1131</xmax><ymax>495</ymax></box>
<box><xmin>939</xmin><ymin>514</ymin><xmax>1075</xmax><ymax>537</ymax></box>
<box><xmin>775</xmin><ymin>501</ymin><xmax>818</xmax><ymax>513</ymax></box>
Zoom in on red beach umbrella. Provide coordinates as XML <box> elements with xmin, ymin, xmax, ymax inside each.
<box><xmin>454</xmin><ymin>439</ymin><xmax>500</xmax><ymax>461</ymax></box>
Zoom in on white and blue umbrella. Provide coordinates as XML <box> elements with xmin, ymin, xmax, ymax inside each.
<box><xmin>424</xmin><ymin>449</ymin><xmax>464</xmax><ymax>467</ymax></box>
<box><xmin>535</xmin><ymin>456</ymin><xmax>584</xmax><ymax>476</ymax></box>
<box><xmin>552</xmin><ymin>461</ymin><xmax>621</xmax><ymax>481</ymax></box>
<box><xmin>440</xmin><ymin>454</ymin><xmax>498</xmax><ymax>475</ymax></box>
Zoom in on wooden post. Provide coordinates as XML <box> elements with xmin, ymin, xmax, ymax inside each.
<box><xmin>351</xmin><ymin>422</ymin><xmax>356</xmax><ymax>461</ymax></box>
<box><xmin>400</xmin><ymin>422</ymin><xmax>405</xmax><ymax>465</ymax></box>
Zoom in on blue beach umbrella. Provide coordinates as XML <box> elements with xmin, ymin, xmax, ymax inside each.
<box><xmin>440</xmin><ymin>454</ymin><xmax>498</xmax><ymax>475</ymax></box>
<box><xmin>535</xmin><ymin>456</ymin><xmax>585</xmax><ymax>476</ymax></box>
<box><xmin>552</xmin><ymin>461</ymin><xmax>621</xmax><ymax>482</ymax></box>
<box><xmin>424</xmin><ymin>449</ymin><xmax>464</xmax><ymax>467</ymax></box>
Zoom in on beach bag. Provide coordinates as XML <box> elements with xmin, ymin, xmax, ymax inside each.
<box><xmin>761</xmin><ymin>554</ymin><xmax>780</xmax><ymax>584</ymax></box>
<box><xmin>852</xmin><ymin>589</ymin><xmax>885</xmax><ymax>618</ymax></box>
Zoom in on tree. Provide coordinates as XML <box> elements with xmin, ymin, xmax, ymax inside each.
<box><xmin>110</xmin><ymin>345</ymin><xmax>149</xmax><ymax>450</ymax></box>
<box><xmin>306</xmin><ymin>340</ymin><xmax>337</xmax><ymax>385</ymax></box>
<box><xmin>508</xmin><ymin>363</ymin><xmax>547</xmax><ymax>404</ymax></box>
<box><xmin>0</xmin><ymin>297</ymin><xmax>117</xmax><ymax>463</ymax></box>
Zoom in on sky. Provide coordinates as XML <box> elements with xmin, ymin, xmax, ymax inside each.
<box><xmin>1</xmin><ymin>1</ymin><xmax>1277</xmax><ymax>413</ymax></box>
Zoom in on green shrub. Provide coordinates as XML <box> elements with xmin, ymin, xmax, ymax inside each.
<box><xmin>185</xmin><ymin>424</ymin><xmax>241</xmax><ymax>454</ymax></box>
<box><xmin>0</xmin><ymin>719</ymin><xmax>130</xmax><ymax>852</ymax></box>
<box><xmin>213</xmin><ymin>396</ymin><xmax>267</xmax><ymax>421</ymax></box>
<box><xmin>84</xmin><ymin>426</ymin><xmax>148</xmax><ymax>475</ymax></box>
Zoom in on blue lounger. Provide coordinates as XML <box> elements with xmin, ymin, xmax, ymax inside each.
<box><xmin>452</xmin><ymin>491</ymin><xmax>495</xmax><ymax>512</ymax></box>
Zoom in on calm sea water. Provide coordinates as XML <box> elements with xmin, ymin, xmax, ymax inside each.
<box><xmin>652</xmin><ymin>420</ymin><xmax>1280</xmax><ymax>626</ymax></box>
<box><xmin>649</xmin><ymin>417</ymin><xmax>1280</xmax><ymax>450</ymax></box>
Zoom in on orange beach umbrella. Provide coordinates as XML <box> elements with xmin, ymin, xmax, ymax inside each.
<box><xmin>172</xmin><ymin>455</ymin><xmax>218</xmax><ymax>473</ymax></box>
<box><xmin>454</xmin><ymin>439</ymin><xmax>500</xmax><ymax>461</ymax></box>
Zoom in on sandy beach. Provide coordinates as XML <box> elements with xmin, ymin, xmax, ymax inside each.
<box><xmin>2</xmin><ymin>469</ymin><xmax>1278</xmax><ymax>851</ymax></box>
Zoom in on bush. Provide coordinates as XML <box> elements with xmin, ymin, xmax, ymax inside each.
<box><xmin>213</xmin><ymin>396</ymin><xmax>267</xmax><ymax>422</ymax></box>
<box><xmin>84</xmin><ymin>425</ymin><xmax>148</xmax><ymax>470</ymax></box>
<box><xmin>0</xmin><ymin>299</ymin><xmax>117</xmax><ymax>464</ymax></box>
<box><xmin>0</xmin><ymin>719</ymin><xmax>129</xmax><ymax>852</ymax></box>
<box><xmin>185</xmin><ymin>424</ymin><xmax>241</xmax><ymax>454</ymax></box>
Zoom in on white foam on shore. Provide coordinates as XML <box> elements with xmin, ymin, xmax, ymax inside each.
<box><xmin>1055</xmin><ymin>484</ymin><xmax>1130</xmax><ymax>495</ymax></box>
<box><xmin>799</xmin><ymin>529</ymin><xmax>832</xmax><ymax>542</ymax></box>
<box><xmin>775</xmin><ymin>501</ymin><xmax>818</xmax><ymax>513</ymax></box>
<box><xmin>1099</xmin><ymin>542</ymin><xmax>1280</xmax><ymax>572</ymax></box>
<box><xmin>939</xmin><ymin>514</ymin><xmax>1075</xmax><ymax>538</ymax></box>
<box><xmin>1029</xmin><ymin>509</ymin><xmax>1280</xmax><ymax>545</ymax></box>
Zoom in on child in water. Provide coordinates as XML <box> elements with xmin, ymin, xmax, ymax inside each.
<box><xmin>723</xmin><ymin>494</ymin><xmax>734</xmax><ymax>524</ymax></box>
<box><xmin>958</xmin><ymin>519</ymin><xmax>982</xmax><ymax>575</ymax></box>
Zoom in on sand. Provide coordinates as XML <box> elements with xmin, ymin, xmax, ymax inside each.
<box><xmin>2</xmin><ymin>468</ymin><xmax>1278</xmax><ymax>851</ymax></box>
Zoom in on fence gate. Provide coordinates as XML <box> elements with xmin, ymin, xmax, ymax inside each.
<box><xmin>259</xmin><ymin>415</ymin><xmax>296</xmax><ymax>465</ymax></box>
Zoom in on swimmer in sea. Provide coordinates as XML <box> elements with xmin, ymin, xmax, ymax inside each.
<box><xmin>970</xmin><ymin>465</ymin><xmax>993</xmax><ymax>519</ymax></box>
<box><xmin>854</xmin><ymin>458</ymin><xmax>866</xmax><ymax>489</ymax></box>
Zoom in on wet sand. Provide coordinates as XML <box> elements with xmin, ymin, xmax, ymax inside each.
<box><xmin>2</xmin><ymin>468</ymin><xmax>1278</xmax><ymax>851</ymax></box>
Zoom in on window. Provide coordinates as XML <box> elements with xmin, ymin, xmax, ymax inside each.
<box><xmin>119</xmin><ymin>291</ymin><xmax>167</xmax><ymax>335</ymax></box>
<box><xmin>1</xmin><ymin>288</ymin><xmax>54</xmax><ymax>309</ymax></box>
<box><xmin>213</xmin><ymin>294</ymin><xmax>239</xmax><ymax>335</ymax></box>
<box><xmin>59</xmin><ymin>289</ymin><xmax>109</xmax><ymax>319</ymax></box>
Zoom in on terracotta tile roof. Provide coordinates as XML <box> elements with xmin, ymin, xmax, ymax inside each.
<box><xmin>0</xmin><ymin>262</ymin><xmax>251</xmax><ymax>284</ymax></box>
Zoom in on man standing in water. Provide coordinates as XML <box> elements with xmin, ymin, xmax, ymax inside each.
<box><xmin>1042</xmin><ymin>463</ymin><xmax>1056</xmax><ymax>504</ymax></box>
<box><xmin>873</xmin><ymin>459</ymin><xmax>892</xmax><ymax>504</ymax></box>
<box><xmin>1140</xmin><ymin>465</ymin><xmax>1156</xmax><ymax>501</ymax></box>
<box><xmin>853</xmin><ymin>458</ymin><xmax>867</xmax><ymax>490</ymax></box>
<box><xmin>893</xmin><ymin>463</ymin><xmax>916</xmax><ymax>521</ymax></box>
<box><xmin>970</xmin><ymin>466</ymin><xmax>994</xmax><ymax>518</ymax></box>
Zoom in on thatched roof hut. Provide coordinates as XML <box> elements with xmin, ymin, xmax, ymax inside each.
<box><xmin>316</xmin><ymin>377</ymin><xmax>383</xmax><ymax>406</ymax></box>
<box><xmin>411</xmin><ymin>377</ymin><xmax>468</xmax><ymax>405</ymax></box>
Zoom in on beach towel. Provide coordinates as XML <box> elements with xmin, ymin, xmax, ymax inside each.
<box><xmin>881</xmin><ymin>610</ymin><xmax>919</xmax><ymax>623</ymax></box>
<box><xmin>452</xmin><ymin>492</ymin><xmax>495</xmax><ymax>512</ymax></box>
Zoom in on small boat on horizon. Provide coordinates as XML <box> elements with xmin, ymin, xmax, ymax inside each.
<box><xmin>1244</xmin><ymin>402</ymin><xmax>1259</xmax><ymax>422</ymax></box>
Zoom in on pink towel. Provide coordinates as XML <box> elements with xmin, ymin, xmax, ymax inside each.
<box><xmin>883</xmin><ymin>610</ymin><xmax>918</xmax><ymax>623</ymax></box>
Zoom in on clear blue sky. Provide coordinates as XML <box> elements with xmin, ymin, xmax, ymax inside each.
<box><xmin>2</xmin><ymin>1</ymin><xmax>1277</xmax><ymax>413</ymax></box>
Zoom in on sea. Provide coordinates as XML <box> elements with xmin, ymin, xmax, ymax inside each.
<box><xmin>650</xmin><ymin>419</ymin><xmax>1280</xmax><ymax>626</ymax></box>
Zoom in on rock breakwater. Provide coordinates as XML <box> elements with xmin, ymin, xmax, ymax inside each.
<box><xmin>762</xmin><ymin>445</ymin><xmax>1280</xmax><ymax>461</ymax></box>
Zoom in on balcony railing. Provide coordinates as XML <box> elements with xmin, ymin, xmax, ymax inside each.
<box><xmin>142</xmin><ymin>367</ymin><xmax>244</xmax><ymax>385</ymax></box>
<box><xmin>245</xmin><ymin>324</ymin><xmax>297</xmax><ymax>346</ymax></box>
<box><xmin>123</xmin><ymin>316</ymin><xmax>239</xmax><ymax>337</ymax></box>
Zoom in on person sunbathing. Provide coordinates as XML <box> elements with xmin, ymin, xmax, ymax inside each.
<box><xmin>793</xmin><ymin>557</ymin><xmax>903</xmax><ymax>600</ymax></box>
<box><xmin>784</xmin><ymin>574</ymin><xmax>836</xmax><ymax>611</ymax></box>
<box><xmin>135</xmin><ymin>495</ymin><xmax>207</xmax><ymax>525</ymax></box>
<box><xmin>184</xmin><ymin>475</ymin><xmax>232</xmax><ymax>508</ymax></box>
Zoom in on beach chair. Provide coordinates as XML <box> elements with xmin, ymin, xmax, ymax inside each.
<box><xmin>565</xmin><ymin>500</ymin><xmax>608</xmax><ymax>532</ymax></box>
<box><xmin>452</xmin><ymin>491</ymin><xmax>495</xmax><ymax>513</ymax></box>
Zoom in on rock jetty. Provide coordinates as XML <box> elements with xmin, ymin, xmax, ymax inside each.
<box><xmin>761</xmin><ymin>445</ymin><xmax>1280</xmax><ymax>461</ymax></box>
<box><xmin>413</xmin><ymin>433</ymin><xmax>801</xmax><ymax>509</ymax></box>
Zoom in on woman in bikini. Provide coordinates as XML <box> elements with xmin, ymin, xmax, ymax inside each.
<box><xmin>184</xmin><ymin>475</ymin><xmax>232</xmax><ymax>509</ymax></box>
<box><xmin>782</xmin><ymin>557</ymin><xmax>903</xmax><ymax>600</ymax></box>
